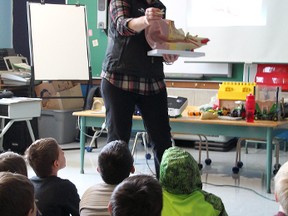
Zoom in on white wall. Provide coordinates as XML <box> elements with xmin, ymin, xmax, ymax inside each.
<box><xmin>167</xmin><ymin>87</ymin><xmax>288</xmax><ymax>107</ymax></box>
<box><xmin>162</xmin><ymin>0</ymin><xmax>288</xmax><ymax>64</ymax></box>
<box><xmin>0</xmin><ymin>1</ymin><xmax>12</xmax><ymax>48</ymax></box>
<box><xmin>167</xmin><ymin>88</ymin><xmax>218</xmax><ymax>106</ymax></box>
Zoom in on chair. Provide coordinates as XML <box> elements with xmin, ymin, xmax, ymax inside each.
<box><xmin>232</xmin><ymin>135</ymin><xmax>287</xmax><ymax>175</ymax></box>
<box><xmin>131</xmin><ymin>132</ymin><xmax>151</xmax><ymax>159</ymax></box>
<box><xmin>131</xmin><ymin>132</ymin><xmax>212</xmax><ymax>170</ymax></box>
<box><xmin>195</xmin><ymin>134</ymin><xmax>212</xmax><ymax>170</ymax></box>
<box><xmin>83</xmin><ymin>86</ymin><xmax>104</xmax><ymax>152</ymax></box>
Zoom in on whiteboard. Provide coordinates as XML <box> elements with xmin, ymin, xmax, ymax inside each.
<box><xmin>27</xmin><ymin>3</ymin><xmax>90</xmax><ymax>80</ymax></box>
<box><xmin>162</xmin><ymin>0</ymin><xmax>288</xmax><ymax>64</ymax></box>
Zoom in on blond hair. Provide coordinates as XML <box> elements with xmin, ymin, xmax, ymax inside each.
<box><xmin>275</xmin><ymin>161</ymin><xmax>288</xmax><ymax>214</ymax></box>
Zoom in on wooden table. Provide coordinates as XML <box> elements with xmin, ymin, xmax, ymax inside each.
<box><xmin>73</xmin><ymin>109</ymin><xmax>288</xmax><ymax>193</ymax></box>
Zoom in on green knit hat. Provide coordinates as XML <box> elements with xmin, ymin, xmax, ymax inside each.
<box><xmin>159</xmin><ymin>146</ymin><xmax>202</xmax><ymax>194</ymax></box>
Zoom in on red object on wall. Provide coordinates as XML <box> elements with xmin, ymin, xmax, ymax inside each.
<box><xmin>255</xmin><ymin>64</ymin><xmax>288</xmax><ymax>91</ymax></box>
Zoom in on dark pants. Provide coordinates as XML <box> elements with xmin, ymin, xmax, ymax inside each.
<box><xmin>101</xmin><ymin>79</ymin><xmax>172</xmax><ymax>178</ymax></box>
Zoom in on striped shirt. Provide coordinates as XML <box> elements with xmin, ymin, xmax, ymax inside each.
<box><xmin>101</xmin><ymin>71</ymin><xmax>166</xmax><ymax>95</ymax></box>
<box><xmin>101</xmin><ymin>0</ymin><xmax>166</xmax><ymax>95</ymax></box>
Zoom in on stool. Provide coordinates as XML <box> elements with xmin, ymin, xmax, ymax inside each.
<box><xmin>131</xmin><ymin>132</ymin><xmax>212</xmax><ymax>170</ymax></box>
<box><xmin>196</xmin><ymin>134</ymin><xmax>212</xmax><ymax>170</ymax></box>
<box><xmin>131</xmin><ymin>132</ymin><xmax>151</xmax><ymax>159</ymax></box>
<box><xmin>131</xmin><ymin>132</ymin><xmax>179</xmax><ymax>159</ymax></box>
<box><xmin>85</xmin><ymin>121</ymin><xmax>107</xmax><ymax>152</ymax></box>
<box><xmin>245</xmin><ymin>138</ymin><xmax>287</xmax><ymax>154</ymax></box>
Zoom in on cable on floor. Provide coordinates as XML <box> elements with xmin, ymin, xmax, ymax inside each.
<box><xmin>203</xmin><ymin>182</ymin><xmax>275</xmax><ymax>202</ymax></box>
<box><xmin>77</xmin><ymin>116</ymin><xmax>106</xmax><ymax>139</ymax></box>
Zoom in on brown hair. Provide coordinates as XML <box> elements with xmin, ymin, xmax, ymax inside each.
<box><xmin>25</xmin><ymin>137</ymin><xmax>60</xmax><ymax>177</ymax></box>
<box><xmin>98</xmin><ymin>140</ymin><xmax>133</xmax><ymax>184</ymax></box>
<box><xmin>110</xmin><ymin>175</ymin><xmax>163</xmax><ymax>216</ymax></box>
<box><xmin>0</xmin><ymin>171</ymin><xmax>35</xmax><ymax>216</ymax></box>
<box><xmin>0</xmin><ymin>151</ymin><xmax>28</xmax><ymax>176</ymax></box>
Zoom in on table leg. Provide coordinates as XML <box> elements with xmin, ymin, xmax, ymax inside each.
<box><xmin>80</xmin><ymin>116</ymin><xmax>87</xmax><ymax>174</ymax></box>
<box><xmin>25</xmin><ymin>120</ymin><xmax>35</xmax><ymax>142</ymax></box>
<box><xmin>0</xmin><ymin>119</ymin><xmax>4</xmax><ymax>151</ymax></box>
<box><xmin>266</xmin><ymin>128</ymin><xmax>272</xmax><ymax>193</ymax></box>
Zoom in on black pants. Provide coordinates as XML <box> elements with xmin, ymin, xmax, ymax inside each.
<box><xmin>101</xmin><ymin>79</ymin><xmax>172</xmax><ymax>178</ymax></box>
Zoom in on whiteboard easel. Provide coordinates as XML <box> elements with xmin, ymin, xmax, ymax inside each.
<box><xmin>27</xmin><ymin>2</ymin><xmax>90</xmax><ymax>81</ymax></box>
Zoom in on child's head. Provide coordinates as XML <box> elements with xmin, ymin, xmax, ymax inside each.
<box><xmin>160</xmin><ymin>146</ymin><xmax>202</xmax><ymax>194</ymax></box>
<box><xmin>0</xmin><ymin>171</ymin><xmax>37</xmax><ymax>216</ymax></box>
<box><xmin>98</xmin><ymin>140</ymin><xmax>134</xmax><ymax>185</ymax></box>
<box><xmin>0</xmin><ymin>151</ymin><xmax>28</xmax><ymax>176</ymax></box>
<box><xmin>108</xmin><ymin>174</ymin><xmax>163</xmax><ymax>216</ymax></box>
<box><xmin>25</xmin><ymin>137</ymin><xmax>66</xmax><ymax>177</ymax></box>
<box><xmin>274</xmin><ymin>161</ymin><xmax>288</xmax><ymax>214</ymax></box>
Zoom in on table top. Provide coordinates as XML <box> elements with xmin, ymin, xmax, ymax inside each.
<box><xmin>73</xmin><ymin>106</ymin><xmax>288</xmax><ymax>129</ymax></box>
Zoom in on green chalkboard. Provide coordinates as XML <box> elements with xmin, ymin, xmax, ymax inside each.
<box><xmin>68</xmin><ymin>0</ymin><xmax>107</xmax><ymax>78</ymax></box>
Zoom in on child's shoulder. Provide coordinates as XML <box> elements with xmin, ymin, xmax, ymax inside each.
<box><xmin>201</xmin><ymin>190</ymin><xmax>226</xmax><ymax>213</ymax></box>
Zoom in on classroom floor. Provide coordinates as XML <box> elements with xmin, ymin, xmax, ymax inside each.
<box><xmin>27</xmin><ymin>136</ymin><xmax>287</xmax><ymax>216</ymax></box>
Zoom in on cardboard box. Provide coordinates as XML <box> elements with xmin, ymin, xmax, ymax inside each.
<box><xmin>51</xmin><ymin>81</ymin><xmax>74</xmax><ymax>92</ymax></box>
<box><xmin>35</xmin><ymin>81</ymin><xmax>84</xmax><ymax>110</ymax></box>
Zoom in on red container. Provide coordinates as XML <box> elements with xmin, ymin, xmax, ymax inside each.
<box><xmin>246</xmin><ymin>93</ymin><xmax>255</xmax><ymax>123</ymax></box>
<box><xmin>255</xmin><ymin>64</ymin><xmax>288</xmax><ymax>91</ymax></box>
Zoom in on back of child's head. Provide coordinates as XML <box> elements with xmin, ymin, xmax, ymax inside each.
<box><xmin>275</xmin><ymin>161</ymin><xmax>288</xmax><ymax>214</ymax></box>
<box><xmin>160</xmin><ymin>146</ymin><xmax>202</xmax><ymax>194</ymax></box>
<box><xmin>0</xmin><ymin>151</ymin><xmax>28</xmax><ymax>176</ymax></box>
<box><xmin>0</xmin><ymin>171</ymin><xmax>36</xmax><ymax>216</ymax></box>
<box><xmin>25</xmin><ymin>137</ymin><xmax>60</xmax><ymax>178</ymax></box>
<box><xmin>98</xmin><ymin>140</ymin><xmax>133</xmax><ymax>185</ymax></box>
<box><xmin>109</xmin><ymin>174</ymin><xmax>163</xmax><ymax>216</ymax></box>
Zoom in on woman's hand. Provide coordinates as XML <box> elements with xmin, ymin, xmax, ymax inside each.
<box><xmin>144</xmin><ymin>7</ymin><xmax>164</xmax><ymax>25</ymax></box>
<box><xmin>163</xmin><ymin>54</ymin><xmax>179</xmax><ymax>64</ymax></box>
<box><xmin>128</xmin><ymin>7</ymin><xmax>163</xmax><ymax>32</ymax></box>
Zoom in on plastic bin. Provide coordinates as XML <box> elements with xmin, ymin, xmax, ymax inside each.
<box><xmin>38</xmin><ymin>109</ymin><xmax>79</xmax><ymax>144</ymax></box>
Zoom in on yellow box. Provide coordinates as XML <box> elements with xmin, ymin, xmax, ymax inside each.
<box><xmin>217</xmin><ymin>82</ymin><xmax>256</xmax><ymax>100</ymax></box>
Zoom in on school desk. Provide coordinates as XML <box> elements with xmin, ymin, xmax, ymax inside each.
<box><xmin>72</xmin><ymin>108</ymin><xmax>288</xmax><ymax>193</ymax></box>
<box><xmin>0</xmin><ymin>97</ymin><xmax>41</xmax><ymax>151</ymax></box>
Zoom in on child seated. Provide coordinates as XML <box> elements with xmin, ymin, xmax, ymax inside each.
<box><xmin>0</xmin><ymin>171</ymin><xmax>38</xmax><ymax>216</ymax></box>
<box><xmin>274</xmin><ymin>161</ymin><xmax>288</xmax><ymax>216</ymax></box>
<box><xmin>160</xmin><ymin>146</ymin><xmax>228</xmax><ymax>216</ymax></box>
<box><xmin>80</xmin><ymin>140</ymin><xmax>135</xmax><ymax>216</ymax></box>
<box><xmin>25</xmin><ymin>137</ymin><xmax>80</xmax><ymax>216</ymax></box>
<box><xmin>0</xmin><ymin>151</ymin><xmax>28</xmax><ymax>176</ymax></box>
<box><xmin>108</xmin><ymin>174</ymin><xmax>163</xmax><ymax>216</ymax></box>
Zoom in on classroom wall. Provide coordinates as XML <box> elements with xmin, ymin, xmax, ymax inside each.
<box><xmin>0</xmin><ymin>0</ymin><xmax>245</xmax><ymax>85</ymax></box>
<box><xmin>0</xmin><ymin>1</ymin><xmax>12</xmax><ymax>48</ymax></box>
<box><xmin>67</xmin><ymin>0</ymin><xmax>244</xmax><ymax>80</ymax></box>
<box><xmin>0</xmin><ymin>0</ymin><xmax>244</xmax><ymax>81</ymax></box>
<box><xmin>68</xmin><ymin>0</ymin><xmax>107</xmax><ymax>78</ymax></box>
<box><xmin>167</xmin><ymin>88</ymin><xmax>217</xmax><ymax>106</ymax></box>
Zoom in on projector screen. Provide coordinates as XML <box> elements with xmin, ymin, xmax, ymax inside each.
<box><xmin>162</xmin><ymin>0</ymin><xmax>288</xmax><ymax>64</ymax></box>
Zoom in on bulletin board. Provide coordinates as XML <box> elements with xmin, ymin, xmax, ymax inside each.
<box><xmin>27</xmin><ymin>2</ymin><xmax>90</xmax><ymax>80</ymax></box>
